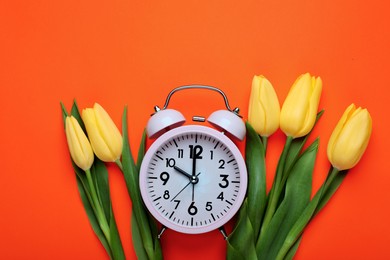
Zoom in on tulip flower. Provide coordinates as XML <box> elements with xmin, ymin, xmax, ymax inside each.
<box><xmin>327</xmin><ymin>104</ymin><xmax>372</xmax><ymax>170</ymax></box>
<box><xmin>280</xmin><ymin>73</ymin><xmax>322</xmax><ymax>138</ymax></box>
<box><xmin>248</xmin><ymin>75</ymin><xmax>280</xmax><ymax>137</ymax></box>
<box><xmin>65</xmin><ymin>116</ymin><xmax>94</xmax><ymax>171</ymax></box>
<box><xmin>82</xmin><ymin>103</ymin><xmax>123</xmax><ymax>162</ymax></box>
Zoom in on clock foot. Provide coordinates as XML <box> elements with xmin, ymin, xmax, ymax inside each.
<box><xmin>157</xmin><ymin>226</ymin><xmax>167</xmax><ymax>239</ymax></box>
<box><xmin>218</xmin><ymin>226</ymin><xmax>228</xmax><ymax>240</ymax></box>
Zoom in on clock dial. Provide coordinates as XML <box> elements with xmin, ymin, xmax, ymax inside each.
<box><xmin>140</xmin><ymin>125</ymin><xmax>247</xmax><ymax>234</ymax></box>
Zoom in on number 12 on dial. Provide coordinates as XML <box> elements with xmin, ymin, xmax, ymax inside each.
<box><xmin>139</xmin><ymin>125</ymin><xmax>247</xmax><ymax>234</ymax></box>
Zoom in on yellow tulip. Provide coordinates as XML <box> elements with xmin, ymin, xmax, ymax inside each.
<box><xmin>82</xmin><ymin>103</ymin><xmax>123</xmax><ymax>162</ymax></box>
<box><xmin>248</xmin><ymin>75</ymin><xmax>280</xmax><ymax>137</ymax></box>
<box><xmin>327</xmin><ymin>104</ymin><xmax>372</xmax><ymax>170</ymax></box>
<box><xmin>280</xmin><ymin>73</ymin><xmax>322</xmax><ymax>138</ymax></box>
<box><xmin>65</xmin><ymin>116</ymin><xmax>94</xmax><ymax>171</ymax></box>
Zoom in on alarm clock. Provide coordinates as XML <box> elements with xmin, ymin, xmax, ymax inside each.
<box><xmin>139</xmin><ymin>85</ymin><xmax>247</xmax><ymax>235</ymax></box>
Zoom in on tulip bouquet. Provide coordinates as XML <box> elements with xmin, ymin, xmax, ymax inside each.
<box><xmin>61</xmin><ymin>102</ymin><xmax>162</xmax><ymax>260</ymax></box>
<box><xmin>227</xmin><ymin>73</ymin><xmax>372</xmax><ymax>259</ymax></box>
<box><xmin>60</xmin><ymin>73</ymin><xmax>371</xmax><ymax>260</ymax></box>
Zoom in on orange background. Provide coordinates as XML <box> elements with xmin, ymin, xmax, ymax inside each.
<box><xmin>1</xmin><ymin>0</ymin><xmax>389</xmax><ymax>259</ymax></box>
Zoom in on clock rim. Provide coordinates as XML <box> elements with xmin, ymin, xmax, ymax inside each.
<box><xmin>139</xmin><ymin>125</ymin><xmax>248</xmax><ymax>234</ymax></box>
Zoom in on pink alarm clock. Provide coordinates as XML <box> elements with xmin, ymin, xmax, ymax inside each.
<box><xmin>139</xmin><ymin>86</ymin><xmax>247</xmax><ymax>235</ymax></box>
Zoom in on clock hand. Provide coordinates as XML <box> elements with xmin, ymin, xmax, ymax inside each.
<box><xmin>192</xmin><ymin>181</ymin><xmax>195</xmax><ymax>202</ymax></box>
<box><xmin>192</xmin><ymin>153</ymin><xmax>197</xmax><ymax>177</ymax></box>
<box><xmin>174</xmin><ymin>165</ymin><xmax>199</xmax><ymax>184</ymax></box>
<box><xmin>170</xmin><ymin>172</ymin><xmax>201</xmax><ymax>202</ymax></box>
<box><xmin>170</xmin><ymin>181</ymin><xmax>191</xmax><ymax>202</ymax></box>
<box><xmin>191</xmin><ymin>172</ymin><xmax>201</xmax><ymax>202</ymax></box>
<box><xmin>173</xmin><ymin>165</ymin><xmax>192</xmax><ymax>179</ymax></box>
<box><xmin>191</xmin><ymin>150</ymin><xmax>198</xmax><ymax>201</ymax></box>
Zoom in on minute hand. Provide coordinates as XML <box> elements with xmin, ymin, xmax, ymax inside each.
<box><xmin>191</xmin><ymin>155</ymin><xmax>197</xmax><ymax>201</ymax></box>
<box><xmin>192</xmin><ymin>154</ymin><xmax>197</xmax><ymax>177</ymax></box>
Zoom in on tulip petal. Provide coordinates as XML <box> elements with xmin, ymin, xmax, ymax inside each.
<box><xmin>332</xmin><ymin>109</ymin><xmax>372</xmax><ymax>169</ymax></box>
<box><xmin>93</xmin><ymin>103</ymin><xmax>123</xmax><ymax>161</ymax></box>
<box><xmin>248</xmin><ymin>76</ymin><xmax>266</xmax><ymax>134</ymax></box>
<box><xmin>281</xmin><ymin>73</ymin><xmax>321</xmax><ymax>138</ymax></box>
<box><xmin>297</xmin><ymin>76</ymin><xmax>322</xmax><ymax>137</ymax></box>
<box><xmin>327</xmin><ymin>104</ymin><xmax>372</xmax><ymax>170</ymax></box>
<box><xmin>259</xmin><ymin>78</ymin><xmax>280</xmax><ymax>136</ymax></box>
<box><xmin>82</xmin><ymin>108</ymin><xmax>113</xmax><ymax>162</ymax></box>
<box><xmin>65</xmin><ymin>116</ymin><xmax>94</xmax><ymax>171</ymax></box>
<box><xmin>327</xmin><ymin>104</ymin><xmax>356</xmax><ymax>164</ymax></box>
<box><xmin>248</xmin><ymin>75</ymin><xmax>280</xmax><ymax>137</ymax></box>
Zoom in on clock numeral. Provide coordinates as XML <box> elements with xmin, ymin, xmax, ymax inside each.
<box><xmin>177</xmin><ymin>149</ymin><xmax>184</xmax><ymax>158</ymax></box>
<box><xmin>173</xmin><ymin>199</ymin><xmax>181</xmax><ymax>209</ymax></box>
<box><xmin>205</xmin><ymin>201</ymin><xmax>213</xmax><ymax>211</ymax></box>
<box><xmin>219</xmin><ymin>174</ymin><xmax>229</xmax><ymax>188</ymax></box>
<box><xmin>163</xmin><ymin>190</ymin><xmax>170</xmax><ymax>200</ymax></box>
<box><xmin>218</xmin><ymin>159</ymin><xmax>225</xmax><ymax>169</ymax></box>
<box><xmin>188</xmin><ymin>201</ymin><xmax>198</xmax><ymax>216</ymax></box>
<box><xmin>217</xmin><ymin>192</ymin><xmax>224</xmax><ymax>201</ymax></box>
<box><xmin>210</xmin><ymin>150</ymin><xmax>214</xmax><ymax>160</ymax></box>
<box><xmin>165</xmin><ymin>158</ymin><xmax>176</xmax><ymax>168</ymax></box>
<box><xmin>189</xmin><ymin>145</ymin><xmax>203</xmax><ymax>159</ymax></box>
<box><xmin>160</xmin><ymin>172</ymin><xmax>170</xmax><ymax>185</ymax></box>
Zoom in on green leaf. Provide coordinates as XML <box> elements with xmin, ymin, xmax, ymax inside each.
<box><xmin>275</xmin><ymin>167</ymin><xmax>339</xmax><ymax>260</ymax></box>
<box><xmin>227</xmin><ymin>199</ymin><xmax>257</xmax><ymax>260</ymax></box>
<box><xmin>245</xmin><ymin>122</ymin><xmax>266</xmax><ymax>239</ymax></box>
<box><xmin>76</xmin><ymin>172</ymin><xmax>113</xmax><ymax>259</ymax></box>
<box><xmin>136</xmin><ymin>128</ymin><xmax>162</xmax><ymax>258</ymax></box>
<box><xmin>71</xmin><ymin>100</ymin><xmax>86</xmax><ymax>131</ymax></box>
<box><xmin>137</xmin><ymin>131</ymin><xmax>161</xmax><ymax>252</ymax></box>
<box><xmin>258</xmin><ymin>136</ymin><xmax>293</xmax><ymax>248</ymax></box>
<box><xmin>131</xmin><ymin>211</ymin><xmax>149</xmax><ymax>260</ymax></box>
<box><xmin>257</xmin><ymin>139</ymin><xmax>318</xmax><ymax>260</ymax></box>
<box><xmin>137</xmin><ymin>130</ymin><xmax>147</xmax><ymax>171</ymax></box>
<box><xmin>284</xmin><ymin>236</ymin><xmax>302</xmax><ymax>260</ymax></box>
<box><xmin>122</xmin><ymin>107</ymin><xmax>159</xmax><ymax>259</ymax></box>
<box><xmin>275</xmin><ymin>195</ymin><xmax>320</xmax><ymax>260</ymax></box>
<box><xmin>60</xmin><ymin>102</ymin><xmax>69</xmax><ymax>128</ymax></box>
<box><xmin>226</xmin><ymin>241</ymin><xmax>245</xmax><ymax>260</ymax></box>
<box><xmin>152</xmin><ymin>233</ymin><xmax>163</xmax><ymax>260</ymax></box>
<box><xmin>91</xmin><ymin>159</ymin><xmax>111</xmax><ymax>222</ymax></box>
<box><xmin>314</xmin><ymin>170</ymin><xmax>347</xmax><ymax>216</ymax></box>
<box><xmin>110</xmin><ymin>209</ymin><xmax>126</xmax><ymax>260</ymax></box>
<box><xmin>121</xmin><ymin>107</ymin><xmax>139</xmax><ymax>202</ymax></box>
<box><xmin>259</xmin><ymin>110</ymin><xmax>324</xmax><ymax>245</ymax></box>
<box><xmin>284</xmin><ymin>110</ymin><xmax>324</xmax><ymax>178</ymax></box>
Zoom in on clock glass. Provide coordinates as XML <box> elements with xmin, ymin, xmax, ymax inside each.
<box><xmin>140</xmin><ymin>125</ymin><xmax>247</xmax><ymax>234</ymax></box>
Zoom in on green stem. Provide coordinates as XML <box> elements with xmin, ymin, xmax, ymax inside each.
<box><xmin>322</xmin><ymin>167</ymin><xmax>339</xmax><ymax>194</ymax></box>
<box><xmin>261</xmin><ymin>136</ymin><xmax>268</xmax><ymax>154</ymax></box>
<box><xmin>275</xmin><ymin>166</ymin><xmax>339</xmax><ymax>260</ymax></box>
<box><xmin>258</xmin><ymin>136</ymin><xmax>293</xmax><ymax>246</ymax></box>
<box><xmin>115</xmin><ymin>159</ymin><xmax>123</xmax><ymax>171</ymax></box>
<box><xmin>85</xmin><ymin>169</ymin><xmax>111</xmax><ymax>244</ymax></box>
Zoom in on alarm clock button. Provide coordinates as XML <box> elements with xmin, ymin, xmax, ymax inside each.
<box><xmin>146</xmin><ymin>109</ymin><xmax>185</xmax><ymax>138</ymax></box>
<box><xmin>207</xmin><ymin>110</ymin><xmax>246</xmax><ymax>140</ymax></box>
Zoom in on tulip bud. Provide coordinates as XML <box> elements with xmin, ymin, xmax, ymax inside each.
<box><xmin>248</xmin><ymin>75</ymin><xmax>280</xmax><ymax>137</ymax></box>
<box><xmin>82</xmin><ymin>103</ymin><xmax>123</xmax><ymax>162</ymax></box>
<box><xmin>280</xmin><ymin>73</ymin><xmax>322</xmax><ymax>138</ymax></box>
<box><xmin>65</xmin><ymin>116</ymin><xmax>94</xmax><ymax>171</ymax></box>
<box><xmin>327</xmin><ymin>104</ymin><xmax>372</xmax><ymax>170</ymax></box>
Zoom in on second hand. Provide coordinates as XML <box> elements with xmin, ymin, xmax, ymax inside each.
<box><xmin>170</xmin><ymin>172</ymin><xmax>201</xmax><ymax>202</ymax></box>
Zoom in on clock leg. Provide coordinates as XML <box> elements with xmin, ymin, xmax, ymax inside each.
<box><xmin>218</xmin><ymin>226</ymin><xmax>228</xmax><ymax>240</ymax></box>
<box><xmin>157</xmin><ymin>226</ymin><xmax>167</xmax><ymax>239</ymax></box>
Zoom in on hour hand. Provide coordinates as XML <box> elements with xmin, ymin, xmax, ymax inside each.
<box><xmin>173</xmin><ymin>165</ymin><xmax>192</xmax><ymax>179</ymax></box>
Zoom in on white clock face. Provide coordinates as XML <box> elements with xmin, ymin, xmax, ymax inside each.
<box><xmin>140</xmin><ymin>125</ymin><xmax>247</xmax><ymax>234</ymax></box>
